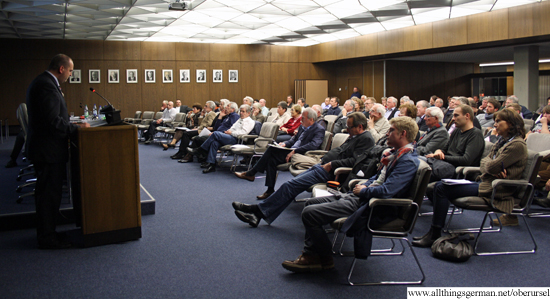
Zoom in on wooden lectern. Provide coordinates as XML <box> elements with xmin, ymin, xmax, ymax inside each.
<box><xmin>70</xmin><ymin>123</ymin><xmax>141</xmax><ymax>247</ymax></box>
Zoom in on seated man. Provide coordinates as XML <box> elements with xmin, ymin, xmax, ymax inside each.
<box><xmin>366</xmin><ymin>103</ymin><xmax>390</xmax><ymax>143</ymax></box>
<box><xmin>476</xmin><ymin>97</ymin><xmax>500</xmax><ymax>128</ymax></box>
<box><xmin>232</xmin><ymin>113</ymin><xmax>374</xmax><ymax>227</ymax></box>
<box><xmin>324</xmin><ymin>97</ymin><xmax>341</xmax><ymax>116</ymax></box>
<box><xmin>416</xmin><ymin>107</ymin><xmax>450</xmax><ymax>156</ymax></box>
<box><xmin>144</xmin><ymin>100</ymin><xmax>176</xmax><ymax>144</ymax></box>
<box><xmin>280</xmin><ymin>117</ymin><xmax>420</xmax><ymax>272</ymax></box>
<box><xmin>310</xmin><ymin>105</ymin><xmax>327</xmax><ymax>129</ymax></box>
<box><xmin>270</xmin><ymin>101</ymin><xmax>291</xmax><ymax>127</ymax></box>
<box><xmin>176</xmin><ymin>101</ymin><xmax>239</xmax><ymax>162</ymax></box>
<box><xmin>332</xmin><ymin>99</ymin><xmax>354</xmax><ymax>134</ymax></box>
<box><xmin>416</xmin><ymin>100</ymin><xmax>430</xmax><ymax>131</ymax></box>
<box><xmin>234</xmin><ymin>108</ymin><xmax>325</xmax><ymax>199</ymax></box>
<box><xmin>187</xmin><ymin>104</ymin><xmax>254</xmax><ymax>173</ymax></box>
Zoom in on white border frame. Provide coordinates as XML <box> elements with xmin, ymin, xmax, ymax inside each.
<box><xmin>145</xmin><ymin>69</ymin><xmax>155</xmax><ymax>83</ymax></box>
<box><xmin>127</xmin><ymin>69</ymin><xmax>138</xmax><ymax>83</ymax></box>
<box><xmin>180</xmin><ymin>69</ymin><xmax>190</xmax><ymax>83</ymax></box>
<box><xmin>196</xmin><ymin>69</ymin><xmax>206</xmax><ymax>83</ymax></box>
<box><xmin>213</xmin><ymin>69</ymin><xmax>223</xmax><ymax>83</ymax></box>
<box><xmin>108</xmin><ymin>69</ymin><xmax>120</xmax><ymax>83</ymax></box>
<box><xmin>162</xmin><ymin>69</ymin><xmax>173</xmax><ymax>83</ymax></box>
<box><xmin>229</xmin><ymin>70</ymin><xmax>238</xmax><ymax>83</ymax></box>
<box><xmin>89</xmin><ymin>69</ymin><xmax>100</xmax><ymax>83</ymax></box>
<box><xmin>69</xmin><ymin>69</ymin><xmax>81</xmax><ymax>84</ymax></box>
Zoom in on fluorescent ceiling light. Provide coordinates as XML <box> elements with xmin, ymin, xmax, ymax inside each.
<box><xmin>479</xmin><ymin>59</ymin><xmax>550</xmax><ymax>67</ymax></box>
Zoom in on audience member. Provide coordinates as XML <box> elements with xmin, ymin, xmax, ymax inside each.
<box><xmin>350</xmin><ymin>87</ymin><xmax>361</xmax><ymax>99</ymax></box>
<box><xmin>311</xmin><ymin>105</ymin><xmax>327</xmax><ymax>129</ymax></box>
<box><xmin>384</xmin><ymin>97</ymin><xmax>400</xmax><ymax>120</ymax></box>
<box><xmin>297</xmin><ymin>98</ymin><xmax>309</xmax><ymax>108</ymax></box>
<box><xmin>277</xmin><ymin>105</ymin><xmax>302</xmax><ymax>142</ymax></box>
<box><xmin>325</xmin><ymin>97</ymin><xmax>341</xmax><ymax>116</ymax></box>
<box><xmin>477</xmin><ymin>97</ymin><xmax>500</xmax><ymax>128</ymax></box>
<box><xmin>270</xmin><ymin>101</ymin><xmax>291</xmax><ymax>127</ymax></box>
<box><xmin>506</xmin><ymin>95</ymin><xmax>533</xmax><ymax>119</ymax></box>
<box><xmin>259</xmin><ymin>99</ymin><xmax>269</xmax><ymax>116</ymax></box>
<box><xmin>243</xmin><ymin>96</ymin><xmax>253</xmax><ymax>106</ymax></box>
<box><xmin>435</xmin><ymin>98</ymin><xmax>444</xmax><ymax>111</ymax></box>
<box><xmin>367</xmin><ymin>103</ymin><xmax>391</xmax><ymax>143</ymax></box>
<box><xmin>144</xmin><ymin>100</ymin><xmax>177</xmax><ymax>144</ymax></box>
<box><xmin>333</xmin><ymin>99</ymin><xmax>354</xmax><ymax>134</ymax></box>
<box><xmin>416</xmin><ymin>100</ymin><xmax>430</xmax><ymax>131</ymax></box>
<box><xmin>321</xmin><ymin>97</ymin><xmax>330</xmax><ymax>110</ymax></box>
<box><xmin>286</xmin><ymin>95</ymin><xmax>294</xmax><ymax>108</ymax></box>
<box><xmin>251</xmin><ymin>103</ymin><xmax>266</xmax><ymax>123</ymax></box>
<box><xmin>416</xmin><ymin>107</ymin><xmax>449</xmax><ymax>156</ymax></box>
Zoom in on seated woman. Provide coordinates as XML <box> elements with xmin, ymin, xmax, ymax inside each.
<box><xmin>412</xmin><ymin>108</ymin><xmax>528</xmax><ymax>247</ymax></box>
<box><xmin>251</xmin><ymin>103</ymin><xmax>265</xmax><ymax>123</ymax></box>
<box><xmin>162</xmin><ymin>101</ymin><xmax>217</xmax><ymax>152</ymax></box>
<box><xmin>276</xmin><ymin>105</ymin><xmax>302</xmax><ymax>142</ymax></box>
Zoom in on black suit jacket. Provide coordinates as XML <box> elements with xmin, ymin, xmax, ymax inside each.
<box><xmin>284</xmin><ymin>123</ymin><xmax>325</xmax><ymax>154</ymax></box>
<box><xmin>26</xmin><ymin>71</ymin><xmax>77</xmax><ymax>163</ymax></box>
<box><xmin>322</xmin><ymin>130</ymin><xmax>375</xmax><ymax>170</ymax></box>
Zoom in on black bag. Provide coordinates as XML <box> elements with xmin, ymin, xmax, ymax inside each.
<box><xmin>426</xmin><ymin>158</ymin><xmax>456</xmax><ymax>181</ymax></box>
<box><xmin>431</xmin><ymin>234</ymin><xmax>474</xmax><ymax>262</ymax></box>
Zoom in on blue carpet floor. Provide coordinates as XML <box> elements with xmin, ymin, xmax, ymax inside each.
<box><xmin>1</xmin><ymin>137</ymin><xmax>550</xmax><ymax>298</ymax></box>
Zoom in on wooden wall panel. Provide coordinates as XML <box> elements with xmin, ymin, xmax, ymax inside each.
<box><xmin>508</xmin><ymin>4</ymin><xmax>534</xmax><ymax>39</ymax></box>
<box><xmin>140</xmin><ymin>42</ymin><xmax>175</xmax><ymax>61</ymax></box>
<box><xmin>139</xmin><ymin>61</ymin><xmax>177</xmax><ymax>111</ymax></box>
<box><xmin>240</xmin><ymin>62</ymin><xmax>271</xmax><ymax>102</ymax></box>
<box><xmin>336</xmin><ymin>38</ymin><xmax>356</xmax><ymax>60</ymax></box>
<box><xmin>241</xmin><ymin>44</ymin><xmax>270</xmax><ymax>62</ymax></box>
<box><xmin>103</xmin><ymin>41</ymin><xmax>140</xmax><ymax>61</ymax></box>
<box><xmin>467</xmin><ymin>9</ymin><xmax>509</xmax><ymax>44</ymax></box>
<box><xmin>355</xmin><ymin>34</ymin><xmax>378</xmax><ymax>58</ymax></box>
<box><xmin>533</xmin><ymin>1</ymin><xmax>550</xmax><ymax>36</ymax></box>
<box><xmin>403</xmin><ymin>23</ymin><xmax>433</xmax><ymax>52</ymax></box>
<box><xmin>432</xmin><ymin>17</ymin><xmax>468</xmax><ymax>48</ymax></box>
<box><xmin>176</xmin><ymin>43</ymin><xmax>210</xmax><ymax>61</ymax></box>
<box><xmin>209</xmin><ymin>61</ymin><xmax>242</xmax><ymax>103</ymax></box>
<box><xmin>316</xmin><ymin>42</ymin><xmax>338</xmax><ymax>62</ymax></box>
<box><xmin>373</xmin><ymin>61</ymin><xmax>385</xmax><ymax>100</ymax></box>
<box><xmin>64</xmin><ymin>60</ymin><xmax>105</xmax><ymax>116</ymax></box>
<box><xmin>271</xmin><ymin>46</ymin><xmax>298</xmax><ymax>62</ymax></box>
<box><xmin>102</xmin><ymin>61</ymin><xmax>143</xmax><ymax>118</ymax></box>
<box><xmin>377</xmin><ymin>29</ymin><xmax>405</xmax><ymax>55</ymax></box>
<box><xmin>298</xmin><ymin>47</ymin><xmax>312</xmax><ymax>63</ymax></box>
<box><xmin>270</xmin><ymin>63</ymin><xmax>297</xmax><ymax>107</ymax></box>
<box><xmin>209</xmin><ymin>44</ymin><xmax>240</xmax><ymax>62</ymax></box>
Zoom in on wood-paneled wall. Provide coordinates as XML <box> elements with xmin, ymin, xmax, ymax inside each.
<box><xmin>1</xmin><ymin>39</ymin><xmax>331</xmax><ymax>124</ymax></box>
<box><xmin>311</xmin><ymin>1</ymin><xmax>550</xmax><ymax>63</ymax></box>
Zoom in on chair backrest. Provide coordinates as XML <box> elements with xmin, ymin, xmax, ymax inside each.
<box><xmin>173</xmin><ymin>112</ymin><xmax>186</xmax><ymax>123</ymax></box>
<box><xmin>269</xmin><ymin>107</ymin><xmax>278</xmax><ymax>116</ymax></box>
<box><xmin>16</xmin><ymin>103</ymin><xmax>29</xmax><ymax>138</ymax></box>
<box><xmin>141</xmin><ymin>111</ymin><xmax>155</xmax><ymax>120</ymax></box>
<box><xmin>324</xmin><ymin>115</ymin><xmax>338</xmax><ymax>123</ymax></box>
<box><xmin>516</xmin><ymin>150</ymin><xmax>543</xmax><ymax>209</ymax></box>
<box><xmin>134</xmin><ymin>111</ymin><xmax>142</xmax><ymax>119</ymax></box>
<box><xmin>526</xmin><ymin>133</ymin><xmax>550</xmax><ymax>153</ymax></box>
<box><xmin>482</xmin><ymin>140</ymin><xmax>493</xmax><ymax>159</ymax></box>
<box><xmin>523</xmin><ymin>118</ymin><xmax>534</xmax><ymax>129</ymax></box>
<box><xmin>255</xmin><ymin>122</ymin><xmax>279</xmax><ymax>149</ymax></box>
<box><xmin>266</xmin><ymin>115</ymin><xmax>276</xmax><ymax>123</ymax></box>
<box><xmin>331</xmin><ymin>133</ymin><xmax>349</xmax><ymax>150</ymax></box>
<box><xmin>325</xmin><ymin>120</ymin><xmax>335</xmax><ymax>133</ymax></box>
<box><xmin>154</xmin><ymin>111</ymin><xmax>163</xmax><ymax>120</ymax></box>
<box><xmin>403</xmin><ymin>160</ymin><xmax>432</xmax><ymax>232</ymax></box>
<box><xmin>319</xmin><ymin>131</ymin><xmax>333</xmax><ymax>151</ymax></box>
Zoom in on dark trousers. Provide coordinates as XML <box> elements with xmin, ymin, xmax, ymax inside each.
<box><xmin>174</xmin><ymin>130</ymin><xmax>199</xmax><ymax>155</ymax></box>
<box><xmin>145</xmin><ymin>121</ymin><xmax>163</xmax><ymax>140</ymax></box>
<box><xmin>302</xmin><ymin>195</ymin><xmax>362</xmax><ymax>256</ymax></box>
<box><xmin>431</xmin><ymin>181</ymin><xmax>480</xmax><ymax>228</ymax></box>
<box><xmin>34</xmin><ymin>162</ymin><xmax>66</xmax><ymax>242</ymax></box>
<box><xmin>10</xmin><ymin>129</ymin><xmax>25</xmax><ymax>160</ymax></box>
<box><xmin>248</xmin><ymin>146</ymin><xmax>291</xmax><ymax>189</ymax></box>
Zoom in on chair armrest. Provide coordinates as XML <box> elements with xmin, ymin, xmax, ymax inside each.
<box><xmin>141</xmin><ymin>119</ymin><xmax>153</xmax><ymax>125</ymax></box>
<box><xmin>305</xmin><ymin>150</ymin><xmax>328</xmax><ymax>156</ymax></box>
<box><xmin>241</xmin><ymin>134</ymin><xmax>258</xmax><ymax>142</ymax></box>
<box><xmin>463</xmin><ymin>167</ymin><xmax>481</xmax><ymax>179</ymax></box>
<box><xmin>254</xmin><ymin>137</ymin><xmax>274</xmax><ymax>143</ymax></box>
<box><xmin>539</xmin><ymin>149</ymin><xmax>550</xmax><ymax>158</ymax></box>
<box><xmin>348</xmin><ymin>179</ymin><xmax>368</xmax><ymax>190</ymax></box>
<box><xmin>367</xmin><ymin>198</ymin><xmax>419</xmax><ymax>235</ymax></box>
<box><xmin>491</xmin><ymin>179</ymin><xmax>531</xmax><ymax>189</ymax></box>
<box><xmin>369</xmin><ymin>198</ymin><xmax>413</xmax><ymax>208</ymax></box>
<box><xmin>334</xmin><ymin>167</ymin><xmax>352</xmax><ymax>181</ymax></box>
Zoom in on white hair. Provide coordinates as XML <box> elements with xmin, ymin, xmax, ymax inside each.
<box><xmin>372</xmin><ymin>103</ymin><xmax>386</xmax><ymax>114</ymax></box>
<box><xmin>426</xmin><ymin>107</ymin><xmax>444</xmax><ymax>122</ymax></box>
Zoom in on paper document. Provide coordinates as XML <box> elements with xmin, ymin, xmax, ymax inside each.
<box><xmin>199</xmin><ymin>128</ymin><xmax>211</xmax><ymax>137</ymax></box>
<box><xmin>441</xmin><ymin>179</ymin><xmax>474</xmax><ymax>185</ymax></box>
<box><xmin>176</xmin><ymin>127</ymin><xmax>191</xmax><ymax>131</ymax></box>
<box><xmin>231</xmin><ymin>144</ymin><xmax>249</xmax><ymax>149</ymax></box>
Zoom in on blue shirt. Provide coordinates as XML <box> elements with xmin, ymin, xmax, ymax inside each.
<box><xmin>214</xmin><ymin>112</ymin><xmax>239</xmax><ymax>132</ymax></box>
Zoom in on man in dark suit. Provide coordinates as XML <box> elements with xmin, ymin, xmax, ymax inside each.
<box><xmin>26</xmin><ymin>54</ymin><xmax>90</xmax><ymax>249</ymax></box>
<box><xmin>232</xmin><ymin>113</ymin><xmax>375</xmax><ymax>227</ymax></box>
<box><xmin>234</xmin><ymin>108</ymin><xmax>325</xmax><ymax>199</ymax></box>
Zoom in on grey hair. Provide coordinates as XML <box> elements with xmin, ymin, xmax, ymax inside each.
<box><xmin>372</xmin><ymin>103</ymin><xmax>386</xmax><ymax>114</ymax></box>
<box><xmin>243</xmin><ymin>96</ymin><xmax>254</xmax><ymax>103</ymax></box>
<box><xmin>311</xmin><ymin>104</ymin><xmax>322</xmax><ymax>114</ymax></box>
<box><xmin>457</xmin><ymin>97</ymin><xmax>469</xmax><ymax>105</ymax></box>
<box><xmin>163</xmin><ymin>100</ymin><xmax>169</xmax><ymax>105</ymax></box>
<box><xmin>507</xmin><ymin>96</ymin><xmax>519</xmax><ymax>104</ymax></box>
<box><xmin>426</xmin><ymin>107</ymin><xmax>444</xmax><ymax>122</ymax></box>
<box><xmin>417</xmin><ymin>100</ymin><xmax>430</xmax><ymax>109</ymax></box>
<box><xmin>228</xmin><ymin>102</ymin><xmax>238</xmax><ymax>112</ymax></box>
<box><xmin>302</xmin><ymin>108</ymin><xmax>318</xmax><ymax>122</ymax></box>
<box><xmin>240</xmin><ymin>104</ymin><xmax>251</xmax><ymax>114</ymax></box>
<box><xmin>220</xmin><ymin>99</ymin><xmax>230</xmax><ymax>109</ymax></box>
<box><xmin>435</xmin><ymin>98</ymin><xmax>443</xmax><ymax>104</ymax></box>
<box><xmin>400</xmin><ymin>95</ymin><xmax>411</xmax><ymax>103</ymax></box>
<box><xmin>345</xmin><ymin>99</ymin><xmax>355</xmax><ymax>109</ymax></box>
<box><xmin>252</xmin><ymin>102</ymin><xmax>262</xmax><ymax>111</ymax></box>
<box><xmin>205</xmin><ymin>101</ymin><xmax>215</xmax><ymax>110</ymax></box>
<box><xmin>387</xmin><ymin>97</ymin><xmax>398</xmax><ymax>104</ymax></box>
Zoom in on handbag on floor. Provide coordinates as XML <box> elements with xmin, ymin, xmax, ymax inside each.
<box><xmin>431</xmin><ymin>234</ymin><xmax>474</xmax><ymax>262</ymax></box>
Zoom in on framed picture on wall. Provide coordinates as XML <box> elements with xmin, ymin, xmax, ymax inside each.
<box><xmin>162</xmin><ymin>69</ymin><xmax>173</xmax><ymax>83</ymax></box>
<box><xmin>145</xmin><ymin>69</ymin><xmax>155</xmax><ymax>83</ymax></box>
<box><xmin>180</xmin><ymin>69</ymin><xmax>190</xmax><ymax>83</ymax></box>
<box><xmin>229</xmin><ymin>70</ymin><xmax>238</xmax><ymax>83</ymax></box>
<box><xmin>69</xmin><ymin>69</ymin><xmax>81</xmax><ymax>83</ymax></box>
<box><xmin>89</xmin><ymin>69</ymin><xmax>100</xmax><ymax>83</ymax></box>
<box><xmin>213</xmin><ymin>69</ymin><xmax>222</xmax><ymax>83</ymax></box>
<box><xmin>127</xmin><ymin>69</ymin><xmax>138</xmax><ymax>83</ymax></box>
<box><xmin>196</xmin><ymin>69</ymin><xmax>206</xmax><ymax>83</ymax></box>
<box><xmin>108</xmin><ymin>69</ymin><xmax>119</xmax><ymax>83</ymax></box>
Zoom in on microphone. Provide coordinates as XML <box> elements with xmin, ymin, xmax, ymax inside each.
<box><xmin>89</xmin><ymin>87</ymin><xmax>114</xmax><ymax>109</ymax></box>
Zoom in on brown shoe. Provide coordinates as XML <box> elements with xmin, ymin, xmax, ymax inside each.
<box><xmin>256</xmin><ymin>191</ymin><xmax>273</xmax><ymax>200</ymax></box>
<box><xmin>492</xmin><ymin>214</ymin><xmax>519</xmax><ymax>227</ymax></box>
<box><xmin>282</xmin><ymin>252</ymin><xmax>334</xmax><ymax>273</ymax></box>
<box><xmin>235</xmin><ymin>172</ymin><xmax>255</xmax><ymax>182</ymax></box>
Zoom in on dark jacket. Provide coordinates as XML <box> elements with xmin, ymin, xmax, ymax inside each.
<box><xmin>323</xmin><ymin>131</ymin><xmax>375</xmax><ymax>170</ymax></box>
<box><xmin>26</xmin><ymin>71</ymin><xmax>78</xmax><ymax>163</ymax></box>
<box><xmin>416</xmin><ymin>124</ymin><xmax>449</xmax><ymax>156</ymax></box>
<box><xmin>325</xmin><ymin>106</ymin><xmax>341</xmax><ymax>116</ymax></box>
<box><xmin>213</xmin><ymin>112</ymin><xmax>239</xmax><ymax>132</ymax></box>
<box><xmin>284</xmin><ymin>123</ymin><xmax>325</xmax><ymax>154</ymax></box>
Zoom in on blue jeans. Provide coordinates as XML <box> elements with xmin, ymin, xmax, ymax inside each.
<box><xmin>200</xmin><ymin>131</ymin><xmax>237</xmax><ymax>164</ymax></box>
<box><xmin>432</xmin><ymin>181</ymin><xmax>480</xmax><ymax>228</ymax></box>
<box><xmin>258</xmin><ymin>164</ymin><xmax>332</xmax><ymax>224</ymax></box>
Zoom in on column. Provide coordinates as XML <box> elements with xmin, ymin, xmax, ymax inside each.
<box><xmin>513</xmin><ymin>46</ymin><xmax>539</xmax><ymax>112</ymax></box>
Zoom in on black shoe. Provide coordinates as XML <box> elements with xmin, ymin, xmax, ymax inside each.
<box><xmin>412</xmin><ymin>227</ymin><xmax>440</xmax><ymax>248</ymax></box>
<box><xmin>257</xmin><ymin>191</ymin><xmax>274</xmax><ymax>200</ymax></box>
<box><xmin>200</xmin><ymin>162</ymin><xmax>210</xmax><ymax>168</ymax></box>
<box><xmin>178</xmin><ymin>153</ymin><xmax>194</xmax><ymax>163</ymax></box>
<box><xmin>38</xmin><ymin>238</ymin><xmax>72</xmax><ymax>250</ymax></box>
<box><xmin>5</xmin><ymin>159</ymin><xmax>17</xmax><ymax>168</ymax></box>
<box><xmin>187</xmin><ymin>147</ymin><xmax>197</xmax><ymax>154</ymax></box>
<box><xmin>232</xmin><ymin>202</ymin><xmax>256</xmax><ymax>214</ymax></box>
<box><xmin>203</xmin><ymin>164</ymin><xmax>216</xmax><ymax>173</ymax></box>
<box><xmin>171</xmin><ymin>154</ymin><xmax>184</xmax><ymax>160</ymax></box>
<box><xmin>235</xmin><ymin>210</ymin><xmax>260</xmax><ymax>227</ymax></box>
